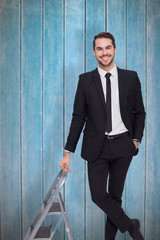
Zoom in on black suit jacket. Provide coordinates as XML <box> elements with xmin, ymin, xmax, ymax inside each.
<box><xmin>65</xmin><ymin>67</ymin><xmax>146</xmax><ymax>161</ymax></box>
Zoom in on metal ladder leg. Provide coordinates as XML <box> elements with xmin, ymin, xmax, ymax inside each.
<box><xmin>23</xmin><ymin>170</ymin><xmax>74</xmax><ymax>240</ymax></box>
<box><xmin>58</xmin><ymin>193</ymin><xmax>73</xmax><ymax>240</ymax></box>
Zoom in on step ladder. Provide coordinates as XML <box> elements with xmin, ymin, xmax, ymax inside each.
<box><xmin>23</xmin><ymin>170</ymin><xmax>73</xmax><ymax>240</ymax></box>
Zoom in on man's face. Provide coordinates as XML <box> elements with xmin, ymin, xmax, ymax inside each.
<box><xmin>93</xmin><ymin>38</ymin><xmax>117</xmax><ymax>71</ymax></box>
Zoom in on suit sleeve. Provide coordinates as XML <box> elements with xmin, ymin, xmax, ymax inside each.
<box><xmin>65</xmin><ymin>75</ymin><xmax>87</xmax><ymax>152</ymax></box>
<box><xmin>132</xmin><ymin>73</ymin><xmax>146</xmax><ymax>142</ymax></box>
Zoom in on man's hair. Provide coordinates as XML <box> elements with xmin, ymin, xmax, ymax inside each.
<box><xmin>93</xmin><ymin>32</ymin><xmax>116</xmax><ymax>50</ymax></box>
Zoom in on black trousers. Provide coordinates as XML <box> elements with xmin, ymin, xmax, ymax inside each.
<box><xmin>87</xmin><ymin>134</ymin><xmax>136</xmax><ymax>240</ymax></box>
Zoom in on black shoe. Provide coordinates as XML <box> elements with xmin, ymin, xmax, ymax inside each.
<box><xmin>129</xmin><ymin>219</ymin><xmax>144</xmax><ymax>240</ymax></box>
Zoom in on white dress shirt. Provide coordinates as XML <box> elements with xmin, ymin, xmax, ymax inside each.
<box><xmin>98</xmin><ymin>65</ymin><xmax>128</xmax><ymax>135</ymax></box>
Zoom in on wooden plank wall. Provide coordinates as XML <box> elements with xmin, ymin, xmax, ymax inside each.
<box><xmin>0</xmin><ymin>0</ymin><xmax>160</xmax><ymax>240</ymax></box>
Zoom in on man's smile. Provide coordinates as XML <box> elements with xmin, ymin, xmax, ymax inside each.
<box><xmin>100</xmin><ymin>55</ymin><xmax>111</xmax><ymax>62</ymax></box>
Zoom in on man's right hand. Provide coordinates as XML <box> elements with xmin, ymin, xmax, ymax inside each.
<box><xmin>59</xmin><ymin>152</ymin><xmax>71</xmax><ymax>173</ymax></box>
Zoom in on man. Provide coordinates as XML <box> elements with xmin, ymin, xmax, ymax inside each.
<box><xmin>59</xmin><ymin>32</ymin><xmax>145</xmax><ymax>240</ymax></box>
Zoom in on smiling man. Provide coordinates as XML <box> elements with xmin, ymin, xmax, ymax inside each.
<box><xmin>59</xmin><ymin>32</ymin><xmax>145</xmax><ymax>240</ymax></box>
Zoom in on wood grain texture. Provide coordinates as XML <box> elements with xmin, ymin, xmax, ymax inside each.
<box><xmin>21</xmin><ymin>0</ymin><xmax>43</xmax><ymax>236</ymax></box>
<box><xmin>65</xmin><ymin>0</ymin><xmax>85</xmax><ymax>239</ymax></box>
<box><xmin>0</xmin><ymin>0</ymin><xmax>160</xmax><ymax>240</ymax></box>
<box><xmin>0</xmin><ymin>0</ymin><xmax>21</xmax><ymax>239</ymax></box>
<box><xmin>108</xmin><ymin>0</ymin><xmax>127</xmax><ymax>69</ymax></box>
<box><xmin>43</xmin><ymin>0</ymin><xmax>64</xmax><ymax>238</ymax></box>
<box><xmin>146</xmin><ymin>0</ymin><xmax>160</xmax><ymax>239</ymax></box>
<box><xmin>125</xmin><ymin>1</ymin><xmax>146</xmax><ymax>239</ymax></box>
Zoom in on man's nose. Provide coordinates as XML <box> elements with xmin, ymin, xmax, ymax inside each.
<box><xmin>102</xmin><ymin>49</ymin><xmax>108</xmax><ymax>55</ymax></box>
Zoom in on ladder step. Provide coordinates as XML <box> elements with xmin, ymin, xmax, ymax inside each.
<box><xmin>48</xmin><ymin>202</ymin><xmax>65</xmax><ymax>215</ymax></box>
<box><xmin>23</xmin><ymin>171</ymin><xmax>73</xmax><ymax>240</ymax></box>
<box><xmin>34</xmin><ymin>227</ymin><xmax>51</xmax><ymax>240</ymax></box>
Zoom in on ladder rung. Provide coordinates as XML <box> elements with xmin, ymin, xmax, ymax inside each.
<box><xmin>23</xmin><ymin>171</ymin><xmax>73</xmax><ymax>240</ymax></box>
<box><xmin>34</xmin><ymin>227</ymin><xmax>51</xmax><ymax>239</ymax></box>
<box><xmin>48</xmin><ymin>202</ymin><xmax>65</xmax><ymax>215</ymax></box>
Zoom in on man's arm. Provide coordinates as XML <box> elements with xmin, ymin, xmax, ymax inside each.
<box><xmin>59</xmin><ymin>75</ymin><xmax>87</xmax><ymax>172</ymax></box>
<box><xmin>64</xmin><ymin>75</ymin><xmax>87</xmax><ymax>152</ymax></box>
<box><xmin>132</xmin><ymin>73</ymin><xmax>146</xmax><ymax>142</ymax></box>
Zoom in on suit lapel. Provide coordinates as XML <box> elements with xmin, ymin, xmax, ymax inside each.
<box><xmin>93</xmin><ymin>68</ymin><xmax>107</xmax><ymax>116</ymax></box>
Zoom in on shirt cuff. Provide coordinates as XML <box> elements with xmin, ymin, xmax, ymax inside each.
<box><xmin>132</xmin><ymin>139</ymin><xmax>140</xmax><ymax>143</ymax></box>
<box><xmin>65</xmin><ymin>150</ymin><xmax>70</xmax><ymax>153</ymax></box>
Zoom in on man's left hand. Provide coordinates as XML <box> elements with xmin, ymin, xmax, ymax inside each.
<box><xmin>133</xmin><ymin>140</ymin><xmax>140</xmax><ymax>150</ymax></box>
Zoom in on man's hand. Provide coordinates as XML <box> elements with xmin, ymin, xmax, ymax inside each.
<box><xmin>59</xmin><ymin>152</ymin><xmax>71</xmax><ymax>173</ymax></box>
<box><xmin>133</xmin><ymin>140</ymin><xmax>140</xmax><ymax>150</ymax></box>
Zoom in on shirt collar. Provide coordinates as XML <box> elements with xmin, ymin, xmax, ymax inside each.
<box><xmin>98</xmin><ymin>64</ymin><xmax>117</xmax><ymax>78</ymax></box>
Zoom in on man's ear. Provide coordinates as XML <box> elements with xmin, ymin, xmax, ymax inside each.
<box><xmin>115</xmin><ymin>48</ymin><xmax>117</xmax><ymax>54</ymax></box>
<box><xmin>93</xmin><ymin>50</ymin><xmax>95</xmax><ymax>56</ymax></box>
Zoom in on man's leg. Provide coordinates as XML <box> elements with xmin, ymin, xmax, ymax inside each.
<box><xmin>105</xmin><ymin>135</ymin><xmax>135</xmax><ymax>239</ymax></box>
<box><xmin>87</xmin><ymin>134</ymin><xmax>135</xmax><ymax>239</ymax></box>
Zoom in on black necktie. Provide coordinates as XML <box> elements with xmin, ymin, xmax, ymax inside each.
<box><xmin>105</xmin><ymin>73</ymin><xmax>112</xmax><ymax>133</ymax></box>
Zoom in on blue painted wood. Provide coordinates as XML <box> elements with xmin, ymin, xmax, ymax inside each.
<box><xmin>108</xmin><ymin>0</ymin><xmax>127</xmax><ymax>69</ymax></box>
<box><xmin>65</xmin><ymin>0</ymin><xmax>85</xmax><ymax>239</ymax></box>
<box><xmin>85</xmin><ymin>0</ymin><xmax>105</xmax><ymax>239</ymax></box>
<box><xmin>0</xmin><ymin>1</ymin><xmax>21</xmax><ymax>239</ymax></box>
<box><xmin>21</xmin><ymin>0</ymin><xmax>43</xmax><ymax>237</ymax></box>
<box><xmin>0</xmin><ymin>1</ymin><xmax>160</xmax><ymax>240</ymax></box>
<box><xmin>43</xmin><ymin>0</ymin><xmax>64</xmax><ymax>238</ymax></box>
<box><xmin>86</xmin><ymin>0</ymin><xmax>105</xmax><ymax>72</ymax></box>
<box><xmin>125</xmin><ymin>1</ymin><xmax>146</xmax><ymax>239</ymax></box>
<box><xmin>107</xmin><ymin>1</ymin><xmax>127</xmax><ymax>239</ymax></box>
<box><xmin>146</xmin><ymin>0</ymin><xmax>160</xmax><ymax>239</ymax></box>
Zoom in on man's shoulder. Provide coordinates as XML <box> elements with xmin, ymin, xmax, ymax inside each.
<box><xmin>118</xmin><ymin>67</ymin><xmax>140</xmax><ymax>86</ymax></box>
<box><xmin>118</xmin><ymin>67</ymin><xmax>137</xmax><ymax>77</ymax></box>
<box><xmin>77</xmin><ymin>69</ymin><xmax>98</xmax><ymax>89</ymax></box>
<box><xmin>79</xmin><ymin>68</ymin><xmax>97</xmax><ymax>79</ymax></box>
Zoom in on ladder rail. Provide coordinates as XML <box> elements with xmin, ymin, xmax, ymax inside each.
<box><xmin>56</xmin><ymin>196</ymin><xmax>73</xmax><ymax>240</ymax></box>
<box><xmin>44</xmin><ymin>170</ymin><xmax>67</xmax><ymax>203</ymax></box>
<box><xmin>28</xmin><ymin>195</ymin><xmax>55</xmax><ymax>239</ymax></box>
<box><xmin>26</xmin><ymin>170</ymin><xmax>66</xmax><ymax>233</ymax></box>
<box><xmin>50</xmin><ymin>217</ymin><xmax>63</xmax><ymax>239</ymax></box>
<box><xmin>23</xmin><ymin>170</ymin><xmax>70</xmax><ymax>240</ymax></box>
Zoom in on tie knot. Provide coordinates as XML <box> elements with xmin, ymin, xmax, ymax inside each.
<box><xmin>105</xmin><ymin>72</ymin><xmax>111</xmax><ymax>79</ymax></box>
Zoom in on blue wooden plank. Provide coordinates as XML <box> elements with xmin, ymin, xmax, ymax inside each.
<box><xmin>0</xmin><ymin>0</ymin><xmax>21</xmax><ymax>240</ymax></box>
<box><xmin>125</xmin><ymin>1</ymin><xmax>146</xmax><ymax>239</ymax></box>
<box><xmin>21</xmin><ymin>0</ymin><xmax>43</xmax><ymax>236</ymax></box>
<box><xmin>0</xmin><ymin>1</ymin><xmax>160</xmax><ymax>240</ymax></box>
<box><xmin>108</xmin><ymin>0</ymin><xmax>127</xmax><ymax>69</ymax></box>
<box><xmin>43</xmin><ymin>0</ymin><xmax>64</xmax><ymax>238</ymax></box>
<box><xmin>86</xmin><ymin>0</ymin><xmax>105</xmax><ymax>72</ymax></box>
<box><xmin>85</xmin><ymin>0</ymin><xmax>105</xmax><ymax>239</ymax></box>
<box><xmin>146</xmin><ymin>0</ymin><xmax>160</xmax><ymax>239</ymax></box>
<box><xmin>107</xmin><ymin>1</ymin><xmax>127</xmax><ymax>239</ymax></box>
<box><xmin>43</xmin><ymin>0</ymin><xmax>63</xmax><ymax>194</ymax></box>
<box><xmin>65</xmin><ymin>0</ymin><xmax>85</xmax><ymax>239</ymax></box>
